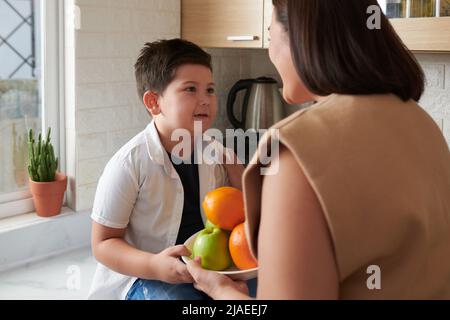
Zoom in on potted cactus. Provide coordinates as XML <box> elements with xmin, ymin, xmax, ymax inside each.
<box><xmin>28</xmin><ymin>127</ymin><xmax>67</xmax><ymax>217</ymax></box>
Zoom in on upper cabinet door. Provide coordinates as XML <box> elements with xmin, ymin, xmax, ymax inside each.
<box><xmin>181</xmin><ymin>0</ymin><xmax>264</xmax><ymax>48</ymax></box>
<box><xmin>390</xmin><ymin>17</ymin><xmax>450</xmax><ymax>51</ymax></box>
<box><xmin>379</xmin><ymin>0</ymin><xmax>450</xmax><ymax>51</ymax></box>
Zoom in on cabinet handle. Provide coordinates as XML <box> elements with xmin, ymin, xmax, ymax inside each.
<box><xmin>226</xmin><ymin>35</ymin><xmax>257</xmax><ymax>41</ymax></box>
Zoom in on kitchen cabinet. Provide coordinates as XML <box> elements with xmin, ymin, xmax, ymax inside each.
<box><xmin>390</xmin><ymin>17</ymin><xmax>450</xmax><ymax>51</ymax></box>
<box><xmin>381</xmin><ymin>0</ymin><xmax>450</xmax><ymax>51</ymax></box>
<box><xmin>181</xmin><ymin>0</ymin><xmax>270</xmax><ymax>48</ymax></box>
<box><xmin>182</xmin><ymin>0</ymin><xmax>450</xmax><ymax>52</ymax></box>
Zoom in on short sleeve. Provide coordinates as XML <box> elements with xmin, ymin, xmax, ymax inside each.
<box><xmin>91</xmin><ymin>157</ymin><xmax>138</xmax><ymax>229</ymax></box>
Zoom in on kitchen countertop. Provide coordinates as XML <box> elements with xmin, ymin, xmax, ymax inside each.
<box><xmin>0</xmin><ymin>247</ymin><xmax>96</xmax><ymax>300</ymax></box>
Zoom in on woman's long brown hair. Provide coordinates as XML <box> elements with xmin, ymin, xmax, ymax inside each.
<box><xmin>272</xmin><ymin>0</ymin><xmax>424</xmax><ymax>101</ymax></box>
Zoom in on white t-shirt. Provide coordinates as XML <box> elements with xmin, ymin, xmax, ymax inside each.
<box><xmin>87</xmin><ymin>120</ymin><xmax>231</xmax><ymax>300</ymax></box>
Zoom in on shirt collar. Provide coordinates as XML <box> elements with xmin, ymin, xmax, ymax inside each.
<box><xmin>145</xmin><ymin>120</ymin><xmax>179</xmax><ymax>178</ymax></box>
<box><xmin>145</xmin><ymin>120</ymin><xmax>222</xmax><ymax>177</ymax></box>
<box><xmin>145</xmin><ymin>120</ymin><xmax>165</xmax><ymax>165</ymax></box>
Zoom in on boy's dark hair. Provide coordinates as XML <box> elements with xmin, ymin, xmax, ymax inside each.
<box><xmin>134</xmin><ymin>39</ymin><xmax>212</xmax><ymax>99</ymax></box>
<box><xmin>273</xmin><ymin>0</ymin><xmax>424</xmax><ymax>102</ymax></box>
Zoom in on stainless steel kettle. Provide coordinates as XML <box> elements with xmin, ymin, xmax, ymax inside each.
<box><xmin>226</xmin><ymin>77</ymin><xmax>285</xmax><ymax>130</ymax></box>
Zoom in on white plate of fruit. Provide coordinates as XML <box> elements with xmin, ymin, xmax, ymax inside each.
<box><xmin>181</xmin><ymin>187</ymin><xmax>258</xmax><ymax>281</ymax></box>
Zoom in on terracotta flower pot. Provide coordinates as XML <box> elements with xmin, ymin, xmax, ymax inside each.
<box><xmin>29</xmin><ymin>172</ymin><xmax>67</xmax><ymax>217</ymax></box>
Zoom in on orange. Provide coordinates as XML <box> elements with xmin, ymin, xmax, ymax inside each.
<box><xmin>202</xmin><ymin>187</ymin><xmax>245</xmax><ymax>231</ymax></box>
<box><xmin>229</xmin><ymin>222</ymin><xmax>258</xmax><ymax>270</ymax></box>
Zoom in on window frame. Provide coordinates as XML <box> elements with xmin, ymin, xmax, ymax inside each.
<box><xmin>0</xmin><ymin>0</ymin><xmax>65</xmax><ymax>219</ymax></box>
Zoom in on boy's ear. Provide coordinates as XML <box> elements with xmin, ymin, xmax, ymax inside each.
<box><xmin>143</xmin><ymin>91</ymin><xmax>161</xmax><ymax>116</ymax></box>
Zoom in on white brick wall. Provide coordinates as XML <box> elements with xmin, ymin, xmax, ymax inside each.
<box><xmin>68</xmin><ymin>0</ymin><xmax>180</xmax><ymax>211</ymax></box>
<box><xmin>206</xmin><ymin>48</ymin><xmax>283</xmax><ymax>131</ymax></box>
<box><xmin>416</xmin><ymin>53</ymin><xmax>450</xmax><ymax>147</ymax></box>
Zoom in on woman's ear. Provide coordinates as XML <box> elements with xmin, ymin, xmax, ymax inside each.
<box><xmin>143</xmin><ymin>91</ymin><xmax>161</xmax><ymax>116</ymax></box>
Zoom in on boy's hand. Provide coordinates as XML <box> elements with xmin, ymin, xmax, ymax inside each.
<box><xmin>153</xmin><ymin>245</ymin><xmax>194</xmax><ymax>284</ymax></box>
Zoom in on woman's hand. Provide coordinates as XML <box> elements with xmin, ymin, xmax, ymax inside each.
<box><xmin>152</xmin><ymin>245</ymin><xmax>194</xmax><ymax>284</ymax></box>
<box><xmin>186</xmin><ymin>257</ymin><xmax>251</xmax><ymax>300</ymax></box>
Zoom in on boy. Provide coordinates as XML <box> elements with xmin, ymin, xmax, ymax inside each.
<box><xmin>87</xmin><ymin>39</ymin><xmax>252</xmax><ymax>300</ymax></box>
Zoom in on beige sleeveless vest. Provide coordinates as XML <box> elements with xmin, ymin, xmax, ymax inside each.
<box><xmin>242</xmin><ymin>94</ymin><xmax>450</xmax><ymax>299</ymax></box>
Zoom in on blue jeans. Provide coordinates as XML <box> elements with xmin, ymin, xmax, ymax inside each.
<box><xmin>126</xmin><ymin>278</ymin><xmax>258</xmax><ymax>300</ymax></box>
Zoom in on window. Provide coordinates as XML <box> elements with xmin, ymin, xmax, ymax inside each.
<box><xmin>0</xmin><ymin>0</ymin><xmax>64</xmax><ymax>219</ymax></box>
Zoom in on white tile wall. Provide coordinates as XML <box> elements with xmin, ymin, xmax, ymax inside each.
<box><xmin>77</xmin><ymin>132</ymin><xmax>108</xmax><ymax>160</ymax></box>
<box><xmin>416</xmin><ymin>53</ymin><xmax>450</xmax><ymax>146</ymax></box>
<box><xmin>206</xmin><ymin>48</ymin><xmax>283</xmax><ymax>132</ymax></box>
<box><xmin>76</xmin><ymin>183</ymin><xmax>99</xmax><ymax>212</ymax></box>
<box><xmin>69</xmin><ymin>0</ymin><xmax>180</xmax><ymax>211</ymax></box>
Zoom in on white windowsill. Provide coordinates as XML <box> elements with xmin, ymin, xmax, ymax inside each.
<box><xmin>0</xmin><ymin>207</ymin><xmax>77</xmax><ymax>233</ymax></box>
<box><xmin>0</xmin><ymin>207</ymin><xmax>92</xmax><ymax>273</ymax></box>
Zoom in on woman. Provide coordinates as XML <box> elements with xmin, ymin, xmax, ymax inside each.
<box><xmin>187</xmin><ymin>0</ymin><xmax>450</xmax><ymax>299</ymax></box>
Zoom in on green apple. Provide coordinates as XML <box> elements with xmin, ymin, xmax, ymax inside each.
<box><xmin>204</xmin><ymin>219</ymin><xmax>217</xmax><ymax>230</ymax></box>
<box><xmin>192</xmin><ymin>228</ymin><xmax>232</xmax><ymax>271</ymax></box>
<box><xmin>204</xmin><ymin>219</ymin><xmax>231</xmax><ymax>235</ymax></box>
